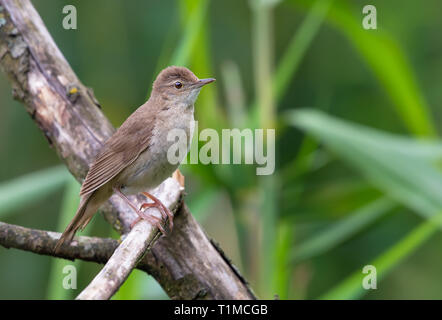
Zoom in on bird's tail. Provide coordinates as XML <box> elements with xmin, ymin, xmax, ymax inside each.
<box><xmin>54</xmin><ymin>193</ymin><xmax>96</xmax><ymax>254</ymax></box>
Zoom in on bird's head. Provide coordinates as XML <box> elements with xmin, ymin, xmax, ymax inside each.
<box><xmin>152</xmin><ymin>66</ymin><xmax>215</xmax><ymax>106</ymax></box>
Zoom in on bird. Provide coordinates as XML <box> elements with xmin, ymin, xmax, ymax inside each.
<box><xmin>54</xmin><ymin>66</ymin><xmax>215</xmax><ymax>253</ymax></box>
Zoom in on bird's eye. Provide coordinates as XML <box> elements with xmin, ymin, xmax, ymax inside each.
<box><xmin>174</xmin><ymin>81</ymin><xmax>183</xmax><ymax>89</ymax></box>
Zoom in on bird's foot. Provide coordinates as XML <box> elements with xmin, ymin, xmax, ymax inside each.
<box><xmin>130</xmin><ymin>211</ymin><xmax>166</xmax><ymax>235</ymax></box>
<box><xmin>141</xmin><ymin>191</ymin><xmax>174</xmax><ymax>232</ymax></box>
<box><xmin>113</xmin><ymin>186</ymin><xmax>168</xmax><ymax>235</ymax></box>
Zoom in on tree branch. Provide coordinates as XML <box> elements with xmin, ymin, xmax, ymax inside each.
<box><xmin>0</xmin><ymin>221</ymin><xmax>119</xmax><ymax>265</ymax></box>
<box><xmin>76</xmin><ymin>220</ymin><xmax>158</xmax><ymax>300</ymax></box>
<box><xmin>0</xmin><ymin>0</ymin><xmax>256</xmax><ymax>300</ymax></box>
<box><xmin>0</xmin><ymin>219</ymin><xmax>188</xmax><ymax>277</ymax></box>
<box><xmin>76</xmin><ymin>178</ymin><xmax>181</xmax><ymax>300</ymax></box>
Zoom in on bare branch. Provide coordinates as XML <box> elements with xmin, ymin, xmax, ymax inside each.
<box><xmin>0</xmin><ymin>220</ymin><xmax>181</xmax><ymax>276</ymax></box>
<box><xmin>0</xmin><ymin>0</ymin><xmax>256</xmax><ymax>299</ymax></box>
<box><xmin>76</xmin><ymin>220</ymin><xmax>157</xmax><ymax>300</ymax></box>
<box><xmin>0</xmin><ymin>222</ymin><xmax>118</xmax><ymax>265</ymax></box>
<box><xmin>76</xmin><ymin>178</ymin><xmax>181</xmax><ymax>300</ymax></box>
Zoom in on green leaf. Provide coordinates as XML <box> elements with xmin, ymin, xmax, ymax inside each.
<box><xmin>291</xmin><ymin>0</ymin><xmax>436</xmax><ymax>137</ymax></box>
<box><xmin>248</xmin><ymin>0</ymin><xmax>331</xmax><ymax>129</ymax></box>
<box><xmin>274</xmin><ymin>221</ymin><xmax>294</xmax><ymax>299</ymax></box>
<box><xmin>288</xmin><ymin>109</ymin><xmax>442</xmax><ymax>217</ymax></box>
<box><xmin>289</xmin><ymin>109</ymin><xmax>442</xmax><ymax>299</ymax></box>
<box><xmin>171</xmin><ymin>0</ymin><xmax>209</xmax><ymax>66</ymax></box>
<box><xmin>292</xmin><ymin>197</ymin><xmax>396</xmax><ymax>263</ymax></box>
<box><xmin>0</xmin><ymin>166</ymin><xmax>70</xmax><ymax>219</ymax></box>
<box><xmin>320</xmin><ymin>217</ymin><xmax>440</xmax><ymax>299</ymax></box>
<box><xmin>274</xmin><ymin>0</ymin><xmax>332</xmax><ymax>102</ymax></box>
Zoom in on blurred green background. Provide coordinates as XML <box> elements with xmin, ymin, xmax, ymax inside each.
<box><xmin>1</xmin><ymin>0</ymin><xmax>442</xmax><ymax>299</ymax></box>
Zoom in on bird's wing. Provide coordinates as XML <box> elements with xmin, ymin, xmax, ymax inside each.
<box><xmin>79</xmin><ymin>108</ymin><xmax>155</xmax><ymax>196</ymax></box>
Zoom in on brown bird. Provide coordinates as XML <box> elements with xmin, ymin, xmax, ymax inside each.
<box><xmin>54</xmin><ymin>66</ymin><xmax>215</xmax><ymax>253</ymax></box>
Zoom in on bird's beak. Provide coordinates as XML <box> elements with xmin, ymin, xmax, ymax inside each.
<box><xmin>195</xmin><ymin>78</ymin><xmax>216</xmax><ymax>87</ymax></box>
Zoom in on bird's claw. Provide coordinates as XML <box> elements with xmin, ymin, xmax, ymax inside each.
<box><xmin>141</xmin><ymin>192</ymin><xmax>174</xmax><ymax>231</ymax></box>
<box><xmin>131</xmin><ymin>211</ymin><xmax>166</xmax><ymax>235</ymax></box>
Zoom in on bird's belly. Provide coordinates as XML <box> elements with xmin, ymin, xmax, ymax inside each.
<box><xmin>120</xmin><ymin>148</ymin><xmax>178</xmax><ymax>195</ymax></box>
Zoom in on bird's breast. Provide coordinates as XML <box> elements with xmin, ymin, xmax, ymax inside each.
<box><xmin>119</xmin><ymin>108</ymin><xmax>194</xmax><ymax>194</ymax></box>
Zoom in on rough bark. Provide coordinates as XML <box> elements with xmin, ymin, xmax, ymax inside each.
<box><xmin>0</xmin><ymin>221</ymin><xmax>120</xmax><ymax>265</ymax></box>
<box><xmin>0</xmin><ymin>0</ymin><xmax>256</xmax><ymax>300</ymax></box>
<box><xmin>76</xmin><ymin>220</ymin><xmax>159</xmax><ymax>300</ymax></box>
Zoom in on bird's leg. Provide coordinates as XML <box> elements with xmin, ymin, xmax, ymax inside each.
<box><xmin>113</xmin><ymin>187</ymin><xmax>166</xmax><ymax>234</ymax></box>
<box><xmin>141</xmin><ymin>191</ymin><xmax>174</xmax><ymax>231</ymax></box>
